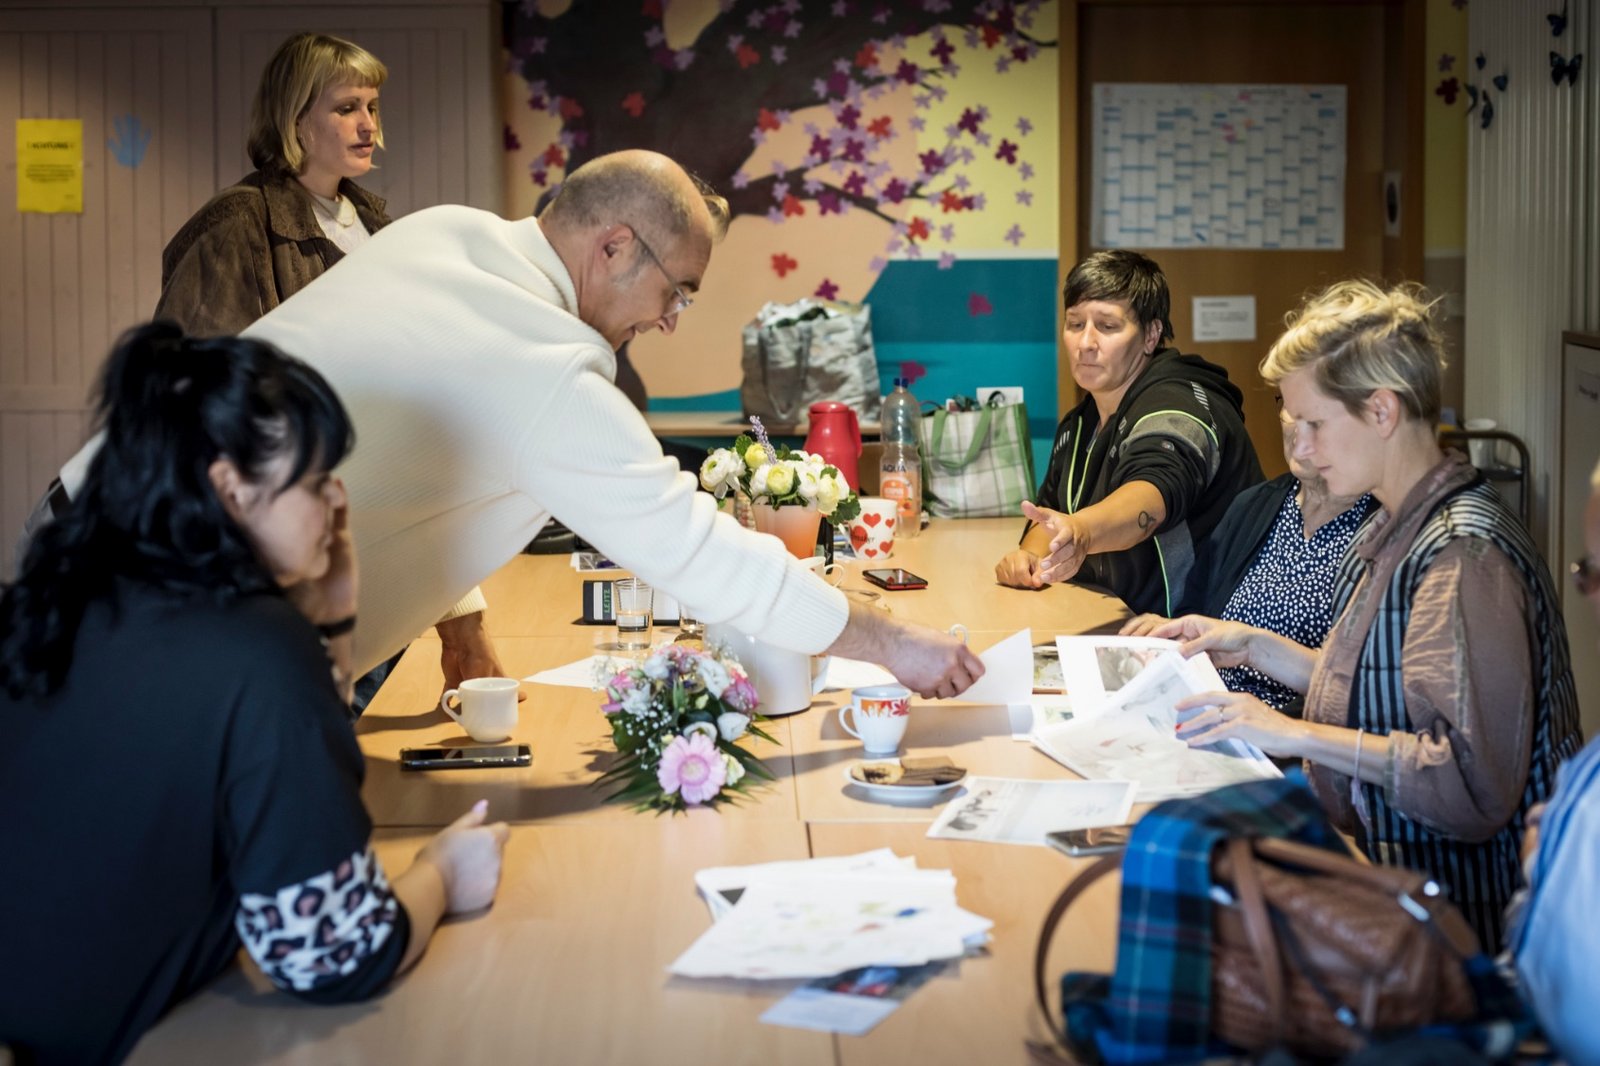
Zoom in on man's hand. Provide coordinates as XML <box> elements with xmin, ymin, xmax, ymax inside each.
<box><xmin>827</xmin><ymin>603</ymin><xmax>984</xmax><ymax>700</ymax></box>
<box><xmin>435</xmin><ymin>612</ymin><xmax>525</xmax><ymax>701</ymax></box>
<box><xmin>883</xmin><ymin>626</ymin><xmax>985</xmax><ymax>699</ymax></box>
<box><xmin>1021</xmin><ymin>501</ymin><xmax>1091</xmax><ymax>585</ymax></box>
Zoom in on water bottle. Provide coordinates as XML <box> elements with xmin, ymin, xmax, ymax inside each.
<box><xmin>878</xmin><ymin>378</ymin><xmax>923</xmax><ymax>538</ymax></box>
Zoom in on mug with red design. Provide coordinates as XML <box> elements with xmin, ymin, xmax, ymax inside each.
<box><xmin>845</xmin><ymin>496</ymin><xmax>898</xmax><ymax>561</ymax></box>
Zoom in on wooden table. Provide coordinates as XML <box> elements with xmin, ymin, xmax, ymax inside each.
<box><xmin>130</xmin><ymin>519</ymin><xmax>1134</xmax><ymax>1066</ymax></box>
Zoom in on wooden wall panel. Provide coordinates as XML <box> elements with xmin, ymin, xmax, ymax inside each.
<box><xmin>214</xmin><ymin>6</ymin><xmax>500</xmax><ymax>215</ymax></box>
<box><xmin>0</xmin><ymin>9</ymin><xmax>213</xmax><ymax>574</ymax></box>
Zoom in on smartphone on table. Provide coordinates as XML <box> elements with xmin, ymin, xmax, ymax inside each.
<box><xmin>399</xmin><ymin>744</ymin><xmax>532</xmax><ymax>771</ymax></box>
<box><xmin>862</xmin><ymin>567</ymin><xmax>929</xmax><ymax>591</ymax></box>
<box><xmin>1045</xmin><ymin>825</ymin><xmax>1134</xmax><ymax>857</ymax></box>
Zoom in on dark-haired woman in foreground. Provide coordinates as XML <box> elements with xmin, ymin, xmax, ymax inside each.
<box><xmin>0</xmin><ymin>324</ymin><xmax>507</xmax><ymax>1064</ymax></box>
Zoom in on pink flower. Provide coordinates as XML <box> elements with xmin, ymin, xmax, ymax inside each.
<box><xmin>657</xmin><ymin>733</ymin><xmax>727</xmax><ymax>805</ymax></box>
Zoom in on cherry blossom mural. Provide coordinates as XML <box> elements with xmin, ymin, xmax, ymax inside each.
<box><xmin>502</xmin><ymin>0</ymin><xmax>1060</xmax><ymax>463</ymax></box>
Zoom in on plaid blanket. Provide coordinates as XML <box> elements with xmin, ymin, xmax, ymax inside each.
<box><xmin>1061</xmin><ymin>772</ymin><xmax>1341</xmax><ymax>1064</ymax></box>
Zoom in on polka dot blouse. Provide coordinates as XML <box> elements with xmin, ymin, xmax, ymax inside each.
<box><xmin>1219</xmin><ymin>489</ymin><xmax>1374</xmax><ymax>710</ymax></box>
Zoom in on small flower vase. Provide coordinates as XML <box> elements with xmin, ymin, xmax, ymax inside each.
<box><xmin>750</xmin><ymin>501</ymin><xmax>822</xmax><ymax>559</ymax></box>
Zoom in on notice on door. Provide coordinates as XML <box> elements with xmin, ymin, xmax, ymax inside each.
<box><xmin>17</xmin><ymin>119</ymin><xmax>83</xmax><ymax>213</ymax></box>
<box><xmin>1192</xmin><ymin>296</ymin><xmax>1256</xmax><ymax>343</ymax></box>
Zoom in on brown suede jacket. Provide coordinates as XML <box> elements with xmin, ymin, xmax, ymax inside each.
<box><xmin>153</xmin><ymin>170</ymin><xmax>390</xmax><ymax>336</ymax></box>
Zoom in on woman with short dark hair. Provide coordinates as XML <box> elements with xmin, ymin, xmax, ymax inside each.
<box><xmin>0</xmin><ymin>324</ymin><xmax>507</xmax><ymax>1064</ymax></box>
<box><xmin>996</xmin><ymin>250</ymin><xmax>1264</xmax><ymax>615</ymax></box>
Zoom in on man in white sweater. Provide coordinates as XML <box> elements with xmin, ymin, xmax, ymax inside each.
<box><xmin>47</xmin><ymin>150</ymin><xmax>981</xmax><ymax>697</ymax></box>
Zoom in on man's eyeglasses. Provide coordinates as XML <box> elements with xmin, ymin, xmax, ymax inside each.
<box><xmin>633</xmin><ymin>231</ymin><xmax>693</xmax><ymax>317</ymax></box>
<box><xmin>1572</xmin><ymin>555</ymin><xmax>1600</xmax><ymax>596</ymax></box>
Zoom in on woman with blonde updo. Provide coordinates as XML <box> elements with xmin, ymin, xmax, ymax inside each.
<box><xmin>1153</xmin><ymin>280</ymin><xmax>1581</xmax><ymax>948</ymax></box>
<box><xmin>154</xmin><ymin>32</ymin><xmax>392</xmax><ymax>334</ymax></box>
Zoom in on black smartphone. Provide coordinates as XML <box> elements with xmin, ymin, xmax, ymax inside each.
<box><xmin>1045</xmin><ymin>825</ymin><xmax>1134</xmax><ymax>857</ymax></box>
<box><xmin>862</xmin><ymin>567</ymin><xmax>929</xmax><ymax>591</ymax></box>
<box><xmin>399</xmin><ymin>744</ymin><xmax>532</xmax><ymax>771</ymax></box>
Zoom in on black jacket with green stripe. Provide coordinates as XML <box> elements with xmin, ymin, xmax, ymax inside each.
<box><xmin>1030</xmin><ymin>347</ymin><xmax>1264</xmax><ymax>616</ymax></box>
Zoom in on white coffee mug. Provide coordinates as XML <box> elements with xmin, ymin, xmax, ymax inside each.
<box><xmin>439</xmin><ymin>677</ymin><xmax>520</xmax><ymax>742</ymax></box>
<box><xmin>839</xmin><ymin>684</ymin><xmax>912</xmax><ymax>753</ymax></box>
<box><xmin>705</xmin><ymin>624</ymin><xmax>830</xmax><ymax>716</ymax></box>
<box><xmin>803</xmin><ymin>555</ymin><xmax>846</xmax><ymax>586</ymax></box>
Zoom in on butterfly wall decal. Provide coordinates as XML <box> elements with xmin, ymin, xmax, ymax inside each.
<box><xmin>1493</xmin><ymin>72</ymin><xmax>1509</xmax><ymax>91</ymax></box>
<box><xmin>1549</xmin><ymin>2</ymin><xmax>1568</xmax><ymax>37</ymax></box>
<box><xmin>1550</xmin><ymin>51</ymin><xmax>1583</xmax><ymax>86</ymax></box>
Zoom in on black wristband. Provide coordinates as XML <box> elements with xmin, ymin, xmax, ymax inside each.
<box><xmin>318</xmin><ymin>615</ymin><xmax>357</xmax><ymax>639</ymax></box>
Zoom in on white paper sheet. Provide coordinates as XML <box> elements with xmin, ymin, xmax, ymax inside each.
<box><xmin>1031</xmin><ymin>652</ymin><xmax>1281</xmax><ymax>801</ymax></box>
<box><xmin>669</xmin><ymin>869</ymin><xmax>991</xmax><ymax>980</ymax></box>
<box><xmin>693</xmin><ymin>849</ymin><xmax>912</xmax><ymax>922</ymax></box>
<box><xmin>523</xmin><ymin>649</ymin><xmax>670</xmax><ymax>689</ymax></box>
<box><xmin>949</xmin><ymin>628</ymin><xmax>1033</xmax><ymax>705</ymax></box>
<box><xmin>926</xmin><ymin>776</ymin><xmax>1136</xmax><ymax>846</ymax></box>
<box><xmin>1055</xmin><ymin>635</ymin><xmax>1226</xmax><ymax>713</ymax></box>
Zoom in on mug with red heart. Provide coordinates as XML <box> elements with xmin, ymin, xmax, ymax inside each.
<box><xmin>845</xmin><ymin>496</ymin><xmax>898</xmax><ymax>561</ymax></box>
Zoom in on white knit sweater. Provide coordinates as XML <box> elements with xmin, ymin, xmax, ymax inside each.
<box><xmin>231</xmin><ymin>206</ymin><xmax>850</xmax><ymax>674</ymax></box>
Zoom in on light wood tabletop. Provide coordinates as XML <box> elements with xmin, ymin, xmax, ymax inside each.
<box><xmin>128</xmin><ymin>821</ymin><xmax>830</xmax><ymax>1066</ymax></box>
<box><xmin>133</xmin><ymin>518</ymin><xmax>1137</xmax><ymax>1065</ymax></box>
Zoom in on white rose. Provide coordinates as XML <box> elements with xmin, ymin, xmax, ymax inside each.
<box><xmin>717</xmin><ymin>711</ymin><xmax>749</xmax><ymax>741</ymax></box>
<box><xmin>748</xmin><ymin>464</ymin><xmax>771</xmax><ymax>498</ymax></box>
<box><xmin>683</xmin><ymin>721</ymin><xmax>718</xmax><ymax>742</ymax></box>
<box><xmin>696</xmin><ymin>657</ymin><xmax>732</xmax><ymax>698</ymax></box>
<box><xmin>698</xmin><ymin>450</ymin><xmax>744</xmax><ymax>497</ymax></box>
<box><xmin>642</xmin><ymin>654</ymin><xmax>671</xmax><ymax>680</ymax></box>
<box><xmin>796</xmin><ymin>466</ymin><xmax>821</xmax><ymax>501</ymax></box>
<box><xmin>815</xmin><ymin>476</ymin><xmax>842</xmax><ymax>515</ymax></box>
<box><xmin>621</xmin><ymin>687</ymin><xmax>653</xmax><ymax>716</ymax></box>
<box><xmin>723</xmin><ymin>752</ymin><xmax>746</xmax><ymax>786</ymax></box>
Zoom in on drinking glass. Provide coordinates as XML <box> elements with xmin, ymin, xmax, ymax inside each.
<box><xmin>615</xmin><ymin>578</ymin><xmax>653</xmax><ymax>650</ymax></box>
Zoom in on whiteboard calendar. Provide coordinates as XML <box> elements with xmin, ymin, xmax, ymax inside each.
<box><xmin>1091</xmin><ymin>84</ymin><xmax>1347</xmax><ymax>251</ymax></box>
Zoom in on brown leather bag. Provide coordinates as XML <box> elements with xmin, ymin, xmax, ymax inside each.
<box><xmin>1033</xmin><ymin>837</ymin><xmax>1483</xmax><ymax>1060</ymax></box>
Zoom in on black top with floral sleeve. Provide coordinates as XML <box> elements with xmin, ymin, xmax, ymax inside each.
<box><xmin>0</xmin><ymin>586</ymin><xmax>407</xmax><ymax>1065</ymax></box>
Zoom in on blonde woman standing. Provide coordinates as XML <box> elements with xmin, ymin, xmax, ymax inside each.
<box><xmin>1159</xmin><ymin>280</ymin><xmax>1581</xmax><ymax>949</ymax></box>
<box><xmin>155</xmin><ymin>32</ymin><xmax>391</xmax><ymax>334</ymax></box>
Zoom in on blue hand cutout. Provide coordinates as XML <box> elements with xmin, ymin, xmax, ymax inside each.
<box><xmin>108</xmin><ymin>115</ymin><xmax>151</xmax><ymax>168</ymax></box>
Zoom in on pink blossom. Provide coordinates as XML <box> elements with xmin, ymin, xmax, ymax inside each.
<box><xmin>657</xmin><ymin>733</ymin><xmax>727</xmax><ymax>805</ymax></box>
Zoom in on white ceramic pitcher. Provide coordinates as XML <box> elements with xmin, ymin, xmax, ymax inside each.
<box><xmin>705</xmin><ymin>624</ymin><xmax>829</xmax><ymax>717</ymax></box>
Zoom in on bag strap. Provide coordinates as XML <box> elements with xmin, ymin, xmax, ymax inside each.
<box><xmin>928</xmin><ymin>406</ymin><xmax>996</xmax><ymax>472</ymax></box>
<box><xmin>757</xmin><ymin>323</ymin><xmax>813</xmax><ymax>423</ymax></box>
<box><xmin>1250</xmin><ymin>837</ymin><xmax>1480</xmax><ymax>958</ymax></box>
<box><xmin>1228</xmin><ymin>837</ymin><xmax>1289</xmax><ymax>1046</ymax></box>
<box><xmin>1031</xmin><ymin>852</ymin><xmax>1121</xmax><ymax>1063</ymax></box>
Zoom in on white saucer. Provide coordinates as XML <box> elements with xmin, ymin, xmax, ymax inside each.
<box><xmin>842</xmin><ymin>759</ymin><xmax>967</xmax><ymax>801</ymax></box>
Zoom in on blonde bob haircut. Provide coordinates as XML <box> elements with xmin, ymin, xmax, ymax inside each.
<box><xmin>1260</xmin><ymin>279</ymin><xmax>1446</xmax><ymax>424</ymax></box>
<box><xmin>246</xmin><ymin>32</ymin><xmax>387</xmax><ymax>175</ymax></box>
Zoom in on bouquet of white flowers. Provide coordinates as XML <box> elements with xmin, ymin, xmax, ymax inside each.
<box><xmin>699</xmin><ymin>418</ymin><xmax>861</xmax><ymax>523</ymax></box>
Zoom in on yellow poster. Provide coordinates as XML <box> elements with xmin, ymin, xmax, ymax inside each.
<box><xmin>17</xmin><ymin>118</ymin><xmax>83</xmax><ymax>214</ymax></box>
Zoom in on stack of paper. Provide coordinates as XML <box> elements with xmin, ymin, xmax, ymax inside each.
<box><xmin>671</xmin><ymin>851</ymin><xmax>991</xmax><ymax>980</ymax></box>
<box><xmin>1031</xmin><ymin>647</ymin><xmax>1281</xmax><ymax>801</ymax></box>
